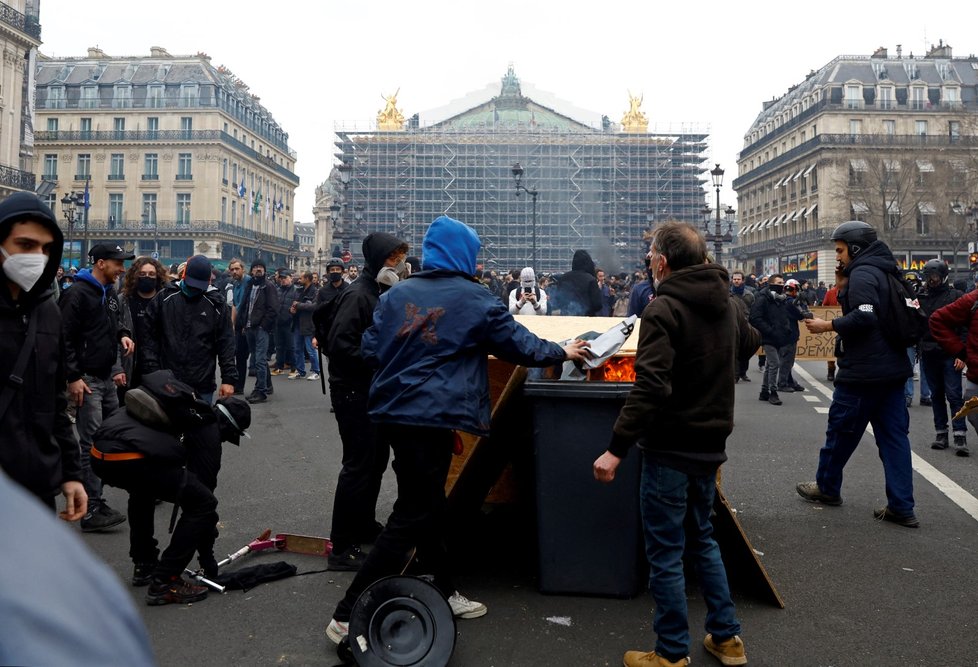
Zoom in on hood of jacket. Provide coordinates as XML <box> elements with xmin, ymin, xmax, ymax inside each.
<box><xmin>361</xmin><ymin>232</ymin><xmax>407</xmax><ymax>280</ymax></box>
<box><xmin>656</xmin><ymin>263</ymin><xmax>730</xmax><ymax>318</ymax></box>
<box><xmin>421</xmin><ymin>215</ymin><xmax>480</xmax><ymax>275</ymax></box>
<box><xmin>843</xmin><ymin>240</ymin><xmax>899</xmax><ymax>278</ymax></box>
<box><xmin>0</xmin><ymin>192</ymin><xmax>64</xmax><ymax>303</ymax></box>
<box><xmin>571</xmin><ymin>249</ymin><xmax>596</xmax><ymax>275</ymax></box>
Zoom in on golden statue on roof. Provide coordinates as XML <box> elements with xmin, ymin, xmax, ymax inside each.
<box><xmin>377</xmin><ymin>89</ymin><xmax>406</xmax><ymax>131</ymax></box>
<box><xmin>620</xmin><ymin>91</ymin><xmax>648</xmax><ymax>133</ymax></box>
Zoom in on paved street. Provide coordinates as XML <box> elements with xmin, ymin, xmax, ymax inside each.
<box><xmin>80</xmin><ymin>361</ymin><xmax>978</xmax><ymax>667</ymax></box>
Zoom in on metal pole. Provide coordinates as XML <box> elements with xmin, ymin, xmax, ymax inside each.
<box><xmin>66</xmin><ymin>216</ymin><xmax>73</xmax><ymax>269</ymax></box>
<box><xmin>83</xmin><ymin>191</ymin><xmax>90</xmax><ymax>265</ymax></box>
<box><xmin>531</xmin><ymin>191</ymin><xmax>537</xmax><ymax>273</ymax></box>
<box><xmin>714</xmin><ymin>185</ymin><xmax>722</xmax><ymax>265</ymax></box>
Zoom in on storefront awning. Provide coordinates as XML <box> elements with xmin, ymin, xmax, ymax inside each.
<box><xmin>802</xmin><ymin>163</ymin><xmax>816</xmax><ymax>177</ymax></box>
<box><xmin>850</xmin><ymin>159</ymin><xmax>868</xmax><ymax>171</ymax></box>
<box><xmin>851</xmin><ymin>201</ymin><xmax>870</xmax><ymax>214</ymax></box>
<box><xmin>915</xmin><ymin>160</ymin><xmax>934</xmax><ymax>172</ymax></box>
<box><xmin>918</xmin><ymin>202</ymin><xmax>936</xmax><ymax>215</ymax></box>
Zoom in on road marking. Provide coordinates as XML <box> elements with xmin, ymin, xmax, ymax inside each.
<box><xmin>794</xmin><ymin>364</ymin><xmax>978</xmax><ymax>523</ymax></box>
<box><xmin>814</xmin><ymin>406</ymin><xmax>830</xmax><ymax>414</ymax></box>
<box><xmin>803</xmin><ymin>395</ymin><xmax>820</xmax><ymax>403</ymax></box>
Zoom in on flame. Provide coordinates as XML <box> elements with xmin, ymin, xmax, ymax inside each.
<box><xmin>598</xmin><ymin>356</ymin><xmax>636</xmax><ymax>382</ymax></box>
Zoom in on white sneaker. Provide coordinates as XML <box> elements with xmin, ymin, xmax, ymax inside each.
<box><xmin>307</xmin><ymin>372</ymin><xmax>320</xmax><ymax>381</ymax></box>
<box><xmin>448</xmin><ymin>591</ymin><xmax>487</xmax><ymax>619</ymax></box>
<box><xmin>326</xmin><ymin>618</ymin><xmax>348</xmax><ymax>645</ymax></box>
<box><xmin>287</xmin><ymin>371</ymin><xmax>300</xmax><ymax>379</ymax></box>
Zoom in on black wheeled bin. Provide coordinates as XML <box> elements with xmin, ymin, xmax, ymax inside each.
<box><xmin>524</xmin><ymin>380</ymin><xmax>645</xmax><ymax>598</ymax></box>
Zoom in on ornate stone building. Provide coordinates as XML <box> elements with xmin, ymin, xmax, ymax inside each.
<box><xmin>734</xmin><ymin>43</ymin><xmax>978</xmax><ymax>284</ymax></box>
<box><xmin>0</xmin><ymin>0</ymin><xmax>41</xmax><ymax>197</ymax></box>
<box><xmin>33</xmin><ymin>46</ymin><xmax>298</xmax><ymax>268</ymax></box>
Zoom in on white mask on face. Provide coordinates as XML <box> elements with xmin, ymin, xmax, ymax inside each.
<box><xmin>1</xmin><ymin>246</ymin><xmax>48</xmax><ymax>292</ymax></box>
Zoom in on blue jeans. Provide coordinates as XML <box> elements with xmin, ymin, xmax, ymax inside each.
<box><xmin>639</xmin><ymin>458</ymin><xmax>741</xmax><ymax>662</ymax></box>
<box><xmin>816</xmin><ymin>382</ymin><xmax>915</xmax><ymax>515</ymax></box>
<box><xmin>293</xmin><ymin>330</ymin><xmax>319</xmax><ymax>375</ymax></box>
<box><xmin>905</xmin><ymin>347</ymin><xmax>930</xmax><ymax>401</ymax></box>
<box><xmin>76</xmin><ymin>374</ymin><xmax>119</xmax><ymax>504</ymax></box>
<box><xmin>920</xmin><ymin>351</ymin><xmax>964</xmax><ymax>434</ymax></box>
<box><xmin>245</xmin><ymin>328</ymin><xmax>272</xmax><ymax>395</ymax></box>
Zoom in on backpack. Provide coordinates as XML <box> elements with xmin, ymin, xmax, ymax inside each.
<box><xmin>125</xmin><ymin>370</ymin><xmax>215</xmax><ymax>433</ymax></box>
<box><xmin>879</xmin><ymin>271</ymin><xmax>928</xmax><ymax>350</ymax></box>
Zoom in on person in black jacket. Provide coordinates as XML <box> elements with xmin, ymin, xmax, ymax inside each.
<box><xmin>271</xmin><ymin>270</ymin><xmax>296</xmax><ymax>376</ymax></box>
<box><xmin>117</xmin><ymin>257</ymin><xmax>169</xmax><ymax>399</ymax></box>
<box><xmin>0</xmin><ymin>192</ymin><xmax>87</xmax><ymax>521</ymax></box>
<box><xmin>235</xmin><ymin>259</ymin><xmax>278</xmax><ymax>404</ymax></box>
<box><xmin>60</xmin><ymin>242</ymin><xmax>135</xmax><ymax>531</ymax></box>
<box><xmin>317</xmin><ymin>258</ymin><xmax>347</xmax><ymax>305</ymax></box>
<box><xmin>142</xmin><ymin>255</ymin><xmax>237</xmax><ymax>404</ymax></box>
<box><xmin>749</xmin><ymin>274</ymin><xmax>804</xmax><ymax>406</ymax></box>
<box><xmin>799</xmin><ymin>221</ymin><xmax>917</xmax><ymax>528</ymax></box>
<box><xmin>290</xmin><ymin>270</ymin><xmax>321</xmax><ymax>380</ymax></box>
<box><xmin>551</xmin><ymin>249</ymin><xmax>603</xmax><ymax>316</ymax></box>
<box><xmin>324</xmin><ymin>232</ymin><xmax>408</xmax><ymax>571</ymax></box>
<box><xmin>917</xmin><ymin>259</ymin><xmax>967</xmax><ymax>453</ymax></box>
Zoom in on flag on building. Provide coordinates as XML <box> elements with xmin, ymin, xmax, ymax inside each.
<box><xmin>253</xmin><ymin>190</ymin><xmax>262</xmax><ymax>214</ymax></box>
<box><xmin>237</xmin><ymin>179</ymin><xmax>246</xmax><ymax>198</ymax></box>
<box><xmin>83</xmin><ymin>179</ymin><xmax>91</xmax><ymax>209</ymax></box>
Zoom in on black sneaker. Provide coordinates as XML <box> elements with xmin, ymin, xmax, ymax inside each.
<box><xmin>146</xmin><ymin>575</ymin><xmax>209</xmax><ymax>606</ymax></box>
<box><xmin>873</xmin><ymin>506</ymin><xmax>920</xmax><ymax>528</ymax></box>
<box><xmin>758</xmin><ymin>389</ymin><xmax>770</xmax><ymax>401</ymax></box>
<box><xmin>768</xmin><ymin>391</ymin><xmax>782</xmax><ymax>406</ymax></box>
<box><xmin>778</xmin><ymin>385</ymin><xmax>794</xmax><ymax>393</ymax></box>
<box><xmin>739</xmin><ymin>375</ymin><xmax>751</xmax><ymax>383</ymax></box>
<box><xmin>796</xmin><ymin>481</ymin><xmax>843</xmax><ymax>506</ymax></box>
<box><xmin>792</xmin><ymin>384</ymin><xmax>805</xmax><ymax>392</ymax></box>
<box><xmin>81</xmin><ymin>502</ymin><xmax>127</xmax><ymax>533</ymax></box>
<box><xmin>954</xmin><ymin>434</ymin><xmax>970</xmax><ymax>457</ymax></box>
<box><xmin>931</xmin><ymin>432</ymin><xmax>949</xmax><ymax>450</ymax></box>
<box><xmin>328</xmin><ymin>546</ymin><xmax>366</xmax><ymax>572</ymax></box>
<box><xmin>246</xmin><ymin>392</ymin><xmax>267</xmax><ymax>404</ymax></box>
<box><xmin>132</xmin><ymin>562</ymin><xmax>157</xmax><ymax>587</ymax></box>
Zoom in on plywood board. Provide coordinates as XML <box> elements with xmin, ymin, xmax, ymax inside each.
<box><xmin>513</xmin><ymin>316</ymin><xmax>641</xmax><ymax>356</ymax></box>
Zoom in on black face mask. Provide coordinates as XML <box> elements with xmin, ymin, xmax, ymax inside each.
<box><xmin>328</xmin><ymin>272</ymin><xmax>342</xmax><ymax>283</ymax></box>
<box><xmin>136</xmin><ymin>277</ymin><xmax>157</xmax><ymax>294</ymax></box>
<box><xmin>769</xmin><ymin>284</ymin><xmax>784</xmax><ymax>294</ymax></box>
<box><xmin>252</xmin><ymin>274</ymin><xmax>265</xmax><ymax>285</ymax></box>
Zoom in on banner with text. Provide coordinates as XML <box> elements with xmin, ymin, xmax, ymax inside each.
<box><xmin>794</xmin><ymin>306</ymin><xmax>840</xmax><ymax>360</ymax></box>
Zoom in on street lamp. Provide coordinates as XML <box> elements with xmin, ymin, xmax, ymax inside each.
<box><xmin>709</xmin><ymin>163</ymin><xmax>725</xmax><ymax>265</ymax></box>
<box><xmin>60</xmin><ymin>192</ymin><xmax>83</xmax><ymax>269</ymax></box>
<box><xmin>511</xmin><ymin>162</ymin><xmax>538</xmax><ymax>271</ymax></box>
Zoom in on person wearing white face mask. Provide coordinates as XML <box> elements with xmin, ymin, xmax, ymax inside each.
<box><xmin>0</xmin><ymin>192</ymin><xmax>88</xmax><ymax>523</ymax></box>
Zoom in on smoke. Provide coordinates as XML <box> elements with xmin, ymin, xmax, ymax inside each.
<box><xmin>588</xmin><ymin>236</ymin><xmax>624</xmax><ymax>275</ymax></box>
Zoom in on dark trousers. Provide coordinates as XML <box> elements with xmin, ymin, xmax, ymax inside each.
<box><xmin>233</xmin><ymin>331</ymin><xmax>249</xmax><ymax>393</ymax></box>
<box><xmin>273</xmin><ymin>321</ymin><xmax>294</xmax><ymax>370</ymax></box>
<box><xmin>92</xmin><ymin>457</ymin><xmax>218</xmax><ymax>578</ymax></box>
<box><xmin>329</xmin><ymin>385</ymin><xmax>390</xmax><ymax>552</ymax></box>
<box><xmin>921</xmin><ymin>351</ymin><xmax>965</xmax><ymax>434</ymax></box>
<box><xmin>333</xmin><ymin>425</ymin><xmax>454</xmax><ymax>622</ymax></box>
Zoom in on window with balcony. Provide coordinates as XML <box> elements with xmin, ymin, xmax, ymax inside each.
<box><xmin>109</xmin><ymin>194</ymin><xmax>123</xmax><ymax>228</ymax></box>
<box><xmin>180</xmin><ymin>117</ymin><xmax>193</xmax><ymax>138</ymax></box>
<box><xmin>221</xmin><ymin>196</ymin><xmax>227</xmax><ymax>224</ymax></box>
<box><xmin>113</xmin><ymin>85</ymin><xmax>132</xmax><ymax>109</ymax></box>
<box><xmin>43</xmin><ymin>154</ymin><xmax>57</xmax><ymax>180</ymax></box>
<box><xmin>180</xmin><ymin>84</ymin><xmax>199</xmax><ymax>107</ymax></box>
<box><xmin>143</xmin><ymin>153</ymin><xmax>158</xmax><ymax>180</ymax></box>
<box><xmin>109</xmin><ymin>153</ymin><xmax>125</xmax><ymax>180</ymax></box>
<box><xmin>849</xmin><ymin>119</ymin><xmax>862</xmax><ymax>136</ymax></box>
<box><xmin>845</xmin><ymin>84</ymin><xmax>862</xmax><ymax>109</ymax></box>
<box><xmin>222</xmin><ymin>159</ymin><xmax>228</xmax><ymax>184</ymax></box>
<box><xmin>915</xmin><ymin>120</ymin><xmax>927</xmax><ymax>136</ymax></box>
<box><xmin>949</xmin><ymin>121</ymin><xmax>961</xmax><ymax>142</ymax></box>
<box><xmin>910</xmin><ymin>86</ymin><xmax>926</xmax><ymax>110</ymax></box>
<box><xmin>112</xmin><ymin>117</ymin><xmax>125</xmax><ymax>140</ymax></box>
<box><xmin>943</xmin><ymin>86</ymin><xmax>961</xmax><ymax>108</ymax></box>
<box><xmin>47</xmin><ymin>86</ymin><xmax>66</xmax><ymax>109</ymax></box>
<box><xmin>80</xmin><ymin>86</ymin><xmax>98</xmax><ymax>109</ymax></box>
<box><xmin>147</xmin><ymin>85</ymin><xmax>164</xmax><ymax>109</ymax></box>
<box><xmin>76</xmin><ymin>154</ymin><xmax>91</xmax><ymax>180</ymax></box>
<box><xmin>80</xmin><ymin>117</ymin><xmax>92</xmax><ymax>140</ymax></box>
<box><xmin>46</xmin><ymin>118</ymin><xmax>58</xmax><ymax>132</ymax></box>
<box><xmin>176</xmin><ymin>194</ymin><xmax>191</xmax><ymax>226</ymax></box>
<box><xmin>142</xmin><ymin>194</ymin><xmax>157</xmax><ymax>226</ymax></box>
<box><xmin>176</xmin><ymin>153</ymin><xmax>192</xmax><ymax>180</ymax></box>
<box><xmin>147</xmin><ymin>117</ymin><xmax>159</xmax><ymax>139</ymax></box>
<box><xmin>883</xmin><ymin>120</ymin><xmax>896</xmax><ymax>136</ymax></box>
<box><xmin>878</xmin><ymin>86</ymin><xmax>894</xmax><ymax>110</ymax></box>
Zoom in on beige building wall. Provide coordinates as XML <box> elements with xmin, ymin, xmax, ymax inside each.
<box><xmin>0</xmin><ymin>0</ymin><xmax>41</xmax><ymax>196</ymax></box>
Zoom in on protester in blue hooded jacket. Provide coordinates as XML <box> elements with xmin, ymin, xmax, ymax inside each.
<box><xmin>325</xmin><ymin>215</ymin><xmax>591</xmax><ymax>645</ymax></box>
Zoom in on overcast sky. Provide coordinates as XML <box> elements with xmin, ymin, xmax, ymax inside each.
<box><xmin>39</xmin><ymin>0</ymin><xmax>976</xmax><ymax>222</ymax></box>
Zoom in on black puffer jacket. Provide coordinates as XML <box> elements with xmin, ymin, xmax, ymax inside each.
<box><xmin>142</xmin><ymin>285</ymin><xmax>237</xmax><ymax>394</ymax></box>
<box><xmin>92</xmin><ymin>408</ymin><xmax>184</xmax><ymax>464</ymax></box>
<box><xmin>749</xmin><ymin>287</ymin><xmax>803</xmax><ymax>348</ymax></box>
<box><xmin>325</xmin><ymin>233</ymin><xmax>405</xmax><ymax>390</ymax></box>
<box><xmin>0</xmin><ymin>195</ymin><xmax>82</xmax><ymax>500</ymax></box>
<box><xmin>552</xmin><ymin>250</ymin><xmax>602</xmax><ymax>316</ymax></box>
<box><xmin>831</xmin><ymin>240</ymin><xmax>912</xmax><ymax>385</ymax></box>
<box><xmin>59</xmin><ymin>270</ymin><xmax>129</xmax><ymax>382</ymax></box>
<box><xmin>292</xmin><ymin>283</ymin><xmax>318</xmax><ymax>336</ymax></box>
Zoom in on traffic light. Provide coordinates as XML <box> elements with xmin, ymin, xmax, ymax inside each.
<box><xmin>970</xmin><ymin>253</ymin><xmax>978</xmax><ymax>271</ymax></box>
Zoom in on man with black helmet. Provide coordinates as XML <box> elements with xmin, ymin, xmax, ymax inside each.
<box><xmin>318</xmin><ymin>258</ymin><xmax>348</xmax><ymax>304</ymax></box>
<box><xmin>917</xmin><ymin>259</ymin><xmax>966</xmax><ymax>453</ymax></box>
<box><xmin>798</xmin><ymin>220</ymin><xmax>918</xmax><ymax>528</ymax></box>
<box><xmin>60</xmin><ymin>241</ymin><xmax>136</xmax><ymax>531</ymax></box>
<box><xmin>0</xmin><ymin>192</ymin><xmax>87</xmax><ymax>521</ymax></box>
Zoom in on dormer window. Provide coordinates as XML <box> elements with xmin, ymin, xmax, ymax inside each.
<box><xmin>878</xmin><ymin>85</ymin><xmax>894</xmax><ymax>110</ymax></box>
<box><xmin>80</xmin><ymin>85</ymin><xmax>98</xmax><ymax>109</ymax></box>
<box><xmin>845</xmin><ymin>84</ymin><xmax>862</xmax><ymax>109</ymax></box>
<box><xmin>147</xmin><ymin>85</ymin><xmax>164</xmax><ymax>109</ymax></box>
<box><xmin>910</xmin><ymin>85</ymin><xmax>926</xmax><ymax>110</ymax></box>
<box><xmin>943</xmin><ymin>85</ymin><xmax>961</xmax><ymax>108</ymax></box>
<box><xmin>113</xmin><ymin>84</ymin><xmax>132</xmax><ymax>109</ymax></box>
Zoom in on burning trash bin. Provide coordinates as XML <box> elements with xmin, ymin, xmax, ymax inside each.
<box><xmin>524</xmin><ymin>316</ymin><xmax>646</xmax><ymax>598</ymax></box>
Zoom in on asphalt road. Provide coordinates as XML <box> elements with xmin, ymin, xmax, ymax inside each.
<box><xmin>80</xmin><ymin>361</ymin><xmax>978</xmax><ymax>667</ymax></box>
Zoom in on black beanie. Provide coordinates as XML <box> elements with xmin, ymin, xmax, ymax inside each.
<box><xmin>250</xmin><ymin>259</ymin><xmax>266</xmax><ymax>271</ymax></box>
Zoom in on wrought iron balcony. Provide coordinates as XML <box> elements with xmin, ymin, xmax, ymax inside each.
<box><xmin>0</xmin><ymin>163</ymin><xmax>37</xmax><ymax>191</ymax></box>
<box><xmin>0</xmin><ymin>3</ymin><xmax>40</xmax><ymax>40</ymax></box>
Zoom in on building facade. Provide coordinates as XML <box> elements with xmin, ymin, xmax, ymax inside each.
<box><xmin>734</xmin><ymin>43</ymin><xmax>978</xmax><ymax>285</ymax></box>
<box><xmin>0</xmin><ymin>0</ymin><xmax>41</xmax><ymax>197</ymax></box>
<box><xmin>34</xmin><ymin>46</ymin><xmax>298</xmax><ymax>269</ymax></box>
<box><xmin>326</xmin><ymin>67</ymin><xmax>708</xmax><ymax>274</ymax></box>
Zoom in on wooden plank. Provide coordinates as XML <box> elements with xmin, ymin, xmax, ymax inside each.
<box><xmin>514</xmin><ymin>316</ymin><xmax>641</xmax><ymax>356</ymax></box>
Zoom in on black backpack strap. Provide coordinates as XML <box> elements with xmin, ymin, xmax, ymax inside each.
<box><xmin>0</xmin><ymin>310</ymin><xmax>39</xmax><ymax>424</ymax></box>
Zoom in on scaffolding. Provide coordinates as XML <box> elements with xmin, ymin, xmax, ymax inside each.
<box><xmin>330</xmin><ymin>81</ymin><xmax>708</xmax><ymax>274</ymax></box>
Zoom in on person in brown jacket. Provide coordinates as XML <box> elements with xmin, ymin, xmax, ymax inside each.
<box><xmin>593</xmin><ymin>221</ymin><xmax>760</xmax><ymax>667</ymax></box>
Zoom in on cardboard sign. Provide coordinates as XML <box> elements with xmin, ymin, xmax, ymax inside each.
<box><xmin>795</xmin><ymin>306</ymin><xmax>840</xmax><ymax>361</ymax></box>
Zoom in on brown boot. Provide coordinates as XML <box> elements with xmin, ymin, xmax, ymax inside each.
<box><xmin>704</xmin><ymin>634</ymin><xmax>747</xmax><ymax>665</ymax></box>
<box><xmin>622</xmin><ymin>650</ymin><xmax>690</xmax><ymax>667</ymax></box>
